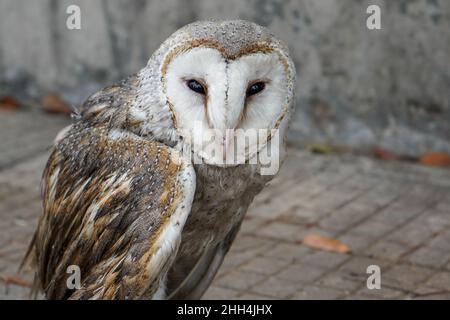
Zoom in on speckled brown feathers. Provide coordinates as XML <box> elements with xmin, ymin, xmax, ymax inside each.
<box><xmin>25</xmin><ymin>122</ymin><xmax>195</xmax><ymax>299</ymax></box>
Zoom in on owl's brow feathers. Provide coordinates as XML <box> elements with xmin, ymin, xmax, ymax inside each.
<box><xmin>160</xmin><ymin>39</ymin><xmax>275</xmax><ymax>76</ymax></box>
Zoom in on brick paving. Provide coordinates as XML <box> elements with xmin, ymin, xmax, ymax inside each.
<box><xmin>1</xmin><ymin>110</ymin><xmax>450</xmax><ymax>299</ymax></box>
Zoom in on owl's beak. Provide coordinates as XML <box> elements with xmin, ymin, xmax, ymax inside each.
<box><xmin>222</xmin><ymin>129</ymin><xmax>234</xmax><ymax>162</ymax></box>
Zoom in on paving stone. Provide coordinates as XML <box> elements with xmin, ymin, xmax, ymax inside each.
<box><xmin>339</xmin><ymin>257</ymin><xmax>391</xmax><ymax>276</ymax></box>
<box><xmin>338</xmin><ymin>232</ymin><xmax>376</xmax><ymax>254</ymax></box>
<box><xmin>350</xmin><ymin>220</ymin><xmax>397</xmax><ymax>239</ymax></box>
<box><xmin>202</xmin><ymin>286</ymin><xmax>240</xmax><ymax>300</ymax></box>
<box><xmin>337</xmin><ymin>175</ymin><xmax>378</xmax><ymax>192</ymax></box>
<box><xmin>424</xmin><ymin>272</ymin><xmax>450</xmax><ymax>291</ymax></box>
<box><xmin>357</xmin><ymin>186</ymin><xmax>405</xmax><ymax>208</ymax></box>
<box><xmin>279</xmin><ymin>205</ymin><xmax>325</xmax><ymax>225</ymax></box>
<box><xmin>301</xmin><ymin>251</ymin><xmax>350</xmax><ymax>270</ymax></box>
<box><xmin>406</xmin><ymin>247</ymin><xmax>450</xmax><ymax>268</ymax></box>
<box><xmin>414</xmin><ymin>292</ymin><xmax>450</xmax><ymax>300</ymax></box>
<box><xmin>319</xmin><ymin>202</ymin><xmax>375</xmax><ymax>232</ymax></box>
<box><xmin>307</xmin><ymin>190</ymin><xmax>359</xmax><ymax>217</ymax></box>
<box><xmin>342</xmin><ymin>293</ymin><xmax>380</xmax><ymax>300</ymax></box>
<box><xmin>423</xmin><ymin>213</ymin><xmax>450</xmax><ymax>233</ymax></box>
<box><xmin>228</xmin><ymin>235</ymin><xmax>276</xmax><ymax>254</ymax></box>
<box><xmin>366</xmin><ymin>240</ymin><xmax>410</xmax><ymax>261</ymax></box>
<box><xmin>262</xmin><ymin>243</ymin><xmax>312</xmax><ymax>262</ymax></box>
<box><xmin>382</xmin><ymin>264</ymin><xmax>435</xmax><ymax>292</ymax></box>
<box><xmin>299</xmin><ymin>226</ymin><xmax>340</xmax><ymax>239</ymax></box>
<box><xmin>292</xmin><ymin>285</ymin><xmax>343</xmax><ymax>300</ymax></box>
<box><xmin>241</xmin><ymin>256</ymin><xmax>290</xmax><ymax>275</ymax></box>
<box><xmin>288</xmin><ymin>181</ymin><xmax>328</xmax><ymax>200</ymax></box>
<box><xmin>386</xmin><ymin>221</ymin><xmax>434</xmax><ymax>248</ymax></box>
<box><xmin>215</xmin><ymin>270</ymin><xmax>266</xmax><ymax>291</ymax></box>
<box><xmin>316</xmin><ymin>270</ymin><xmax>362</xmax><ymax>292</ymax></box>
<box><xmin>234</xmin><ymin>292</ymin><xmax>274</xmax><ymax>300</ymax></box>
<box><xmin>249</xmin><ymin>276</ymin><xmax>302</xmax><ymax>299</ymax></box>
<box><xmin>248</xmin><ymin>180</ymin><xmax>324</xmax><ymax>220</ymax></box>
<box><xmin>238</xmin><ymin>217</ymin><xmax>267</xmax><ymax>235</ymax></box>
<box><xmin>0</xmin><ymin>283</ymin><xmax>33</xmax><ymax>300</ymax></box>
<box><xmin>257</xmin><ymin>222</ymin><xmax>306</xmax><ymax>243</ymax></box>
<box><xmin>428</xmin><ymin>230</ymin><xmax>450</xmax><ymax>251</ymax></box>
<box><xmin>218</xmin><ymin>247</ymin><xmax>262</xmax><ymax>275</ymax></box>
<box><xmin>355</xmin><ymin>287</ymin><xmax>405</xmax><ymax>299</ymax></box>
<box><xmin>276</xmin><ymin>264</ymin><xmax>327</xmax><ymax>284</ymax></box>
<box><xmin>412</xmin><ymin>285</ymin><xmax>450</xmax><ymax>300</ymax></box>
<box><xmin>434</xmin><ymin>198</ymin><xmax>450</xmax><ymax>213</ymax></box>
<box><xmin>374</xmin><ymin>205</ymin><xmax>424</xmax><ymax>226</ymax></box>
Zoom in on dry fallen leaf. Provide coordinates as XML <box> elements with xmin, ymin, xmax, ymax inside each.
<box><xmin>419</xmin><ymin>152</ymin><xmax>450</xmax><ymax>167</ymax></box>
<box><xmin>0</xmin><ymin>95</ymin><xmax>19</xmax><ymax>111</ymax></box>
<box><xmin>302</xmin><ymin>234</ymin><xmax>350</xmax><ymax>253</ymax></box>
<box><xmin>373</xmin><ymin>147</ymin><xmax>397</xmax><ymax>161</ymax></box>
<box><xmin>308</xmin><ymin>143</ymin><xmax>338</xmax><ymax>155</ymax></box>
<box><xmin>41</xmin><ymin>92</ymin><xmax>72</xmax><ymax>115</ymax></box>
<box><xmin>0</xmin><ymin>274</ymin><xmax>32</xmax><ymax>288</ymax></box>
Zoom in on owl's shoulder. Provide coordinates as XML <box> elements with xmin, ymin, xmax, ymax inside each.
<box><xmin>26</xmin><ymin>121</ymin><xmax>196</xmax><ymax>299</ymax></box>
<box><xmin>77</xmin><ymin>74</ymin><xmax>140</xmax><ymax>125</ymax></box>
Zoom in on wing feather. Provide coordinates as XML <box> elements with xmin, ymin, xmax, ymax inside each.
<box><xmin>25</xmin><ymin>123</ymin><xmax>195</xmax><ymax>300</ymax></box>
<box><xmin>168</xmin><ymin>220</ymin><xmax>242</xmax><ymax>299</ymax></box>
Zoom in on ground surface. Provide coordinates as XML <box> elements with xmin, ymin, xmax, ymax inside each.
<box><xmin>1</xmin><ymin>110</ymin><xmax>450</xmax><ymax>299</ymax></box>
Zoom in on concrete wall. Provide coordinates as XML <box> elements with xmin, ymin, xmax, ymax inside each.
<box><xmin>1</xmin><ymin>0</ymin><xmax>449</xmax><ymax>156</ymax></box>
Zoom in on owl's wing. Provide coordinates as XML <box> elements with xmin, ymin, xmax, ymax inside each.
<box><xmin>168</xmin><ymin>219</ymin><xmax>243</xmax><ymax>299</ymax></box>
<box><xmin>24</xmin><ymin>123</ymin><xmax>196</xmax><ymax>299</ymax></box>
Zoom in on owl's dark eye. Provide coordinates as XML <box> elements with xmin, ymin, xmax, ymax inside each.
<box><xmin>246</xmin><ymin>81</ymin><xmax>266</xmax><ymax>97</ymax></box>
<box><xmin>186</xmin><ymin>79</ymin><xmax>206</xmax><ymax>95</ymax></box>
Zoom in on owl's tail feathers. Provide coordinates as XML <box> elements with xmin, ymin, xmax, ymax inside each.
<box><xmin>168</xmin><ymin>221</ymin><xmax>243</xmax><ymax>299</ymax></box>
<box><xmin>18</xmin><ymin>231</ymin><xmax>42</xmax><ymax>299</ymax></box>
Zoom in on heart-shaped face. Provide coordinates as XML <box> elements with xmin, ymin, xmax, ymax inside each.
<box><xmin>163</xmin><ymin>42</ymin><xmax>293</xmax><ymax>168</ymax></box>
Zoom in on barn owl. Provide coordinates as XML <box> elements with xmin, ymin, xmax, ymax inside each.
<box><xmin>23</xmin><ymin>20</ymin><xmax>296</xmax><ymax>299</ymax></box>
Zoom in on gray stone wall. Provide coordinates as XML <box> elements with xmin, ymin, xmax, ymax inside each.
<box><xmin>1</xmin><ymin>0</ymin><xmax>449</xmax><ymax>156</ymax></box>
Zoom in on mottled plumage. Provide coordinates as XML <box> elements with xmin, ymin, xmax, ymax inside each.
<box><xmin>23</xmin><ymin>20</ymin><xmax>295</xmax><ymax>299</ymax></box>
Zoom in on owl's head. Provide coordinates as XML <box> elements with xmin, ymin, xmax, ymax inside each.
<box><xmin>137</xmin><ymin>20</ymin><xmax>295</xmax><ymax>170</ymax></box>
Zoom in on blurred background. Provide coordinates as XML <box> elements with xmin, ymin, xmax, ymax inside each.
<box><xmin>1</xmin><ymin>0</ymin><xmax>449</xmax><ymax>157</ymax></box>
<box><xmin>1</xmin><ymin>0</ymin><xmax>450</xmax><ymax>300</ymax></box>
